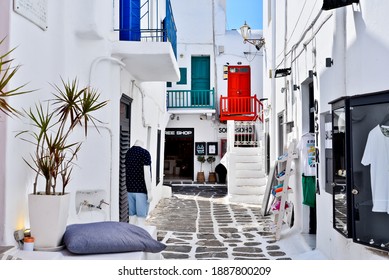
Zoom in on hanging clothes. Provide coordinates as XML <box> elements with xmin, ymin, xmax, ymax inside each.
<box><xmin>299</xmin><ymin>133</ymin><xmax>316</xmax><ymax>176</ymax></box>
<box><xmin>299</xmin><ymin>133</ymin><xmax>316</xmax><ymax>207</ymax></box>
<box><xmin>302</xmin><ymin>174</ymin><xmax>316</xmax><ymax>207</ymax></box>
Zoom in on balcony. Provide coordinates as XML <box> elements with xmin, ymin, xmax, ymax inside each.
<box><xmin>112</xmin><ymin>0</ymin><xmax>179</xmax><ymax>82</ymax></box>
<box><xmin>167</xmin><ymin>89</ymin><xmax>216</xmax><ymax>113</ymax></box>
<box><xmin>219</xmin><ymin>95</ymin><xmax>264</xmax><ymax>122</ymax></box>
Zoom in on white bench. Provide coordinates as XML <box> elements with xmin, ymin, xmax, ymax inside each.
<box><xmin>4</xmin><ymin>225</ymin><xmax>161</xmax><ymax>260</ymax></box>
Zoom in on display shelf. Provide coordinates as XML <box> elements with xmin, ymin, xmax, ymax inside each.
<box><xmin>270</xmin><ymin>140</ymin><xmax>298</xmax><ymax>240</ymax></box>
<box><xmin>275</xmin><ymin>188</ymin><xmax>293</xmax><ymax>198</ymax></box>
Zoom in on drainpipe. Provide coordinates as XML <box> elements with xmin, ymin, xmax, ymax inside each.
<box><xmin>95</xmin><ymin>126</ymin><xmax>114</xmax><ymax>221</ymax></box>
<box><xmin>270</xmin><ymin>0</ymin><xmax>277</xmax><ymax>162</ymax></box>
<box><xmin>284</xmin><ymin>0</ymin><xmax>288</xmax><ymax>142</ymax></box>
<box><xmin>88</xmin><ymin>56</ymin><xmax>125</xmax><ymax>85</ymax></box>
<box><xmin>212</xmin><ymin>0</ymin><xmax>218</xmax><ymax>118</ymax></box>
<box><xmin>132</xmin><ymin>80</ymin><xmax>149</xmax><ymax>128</ymax></box>
<box><xmin>87</xmin><ymin>56</ymin><xmax>125</xmax><ymax>221</ymax></box>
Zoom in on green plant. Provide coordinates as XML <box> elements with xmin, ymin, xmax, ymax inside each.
<box><xmin>17</xmin><ymin>78</ymin><xmax>108</xmax><ymax>195</ymax></box>
<box><xmin>0</xmin><ymin>37</ymin><xmax>31</xmax><ymax>116</ymax></box>
<box><xmin>197</xmin><ymin>155</ymin><xmax>206</xmax><ymax>171</ymax></box>
<box><xmin>206</xmin><ymin>156</ymin><xmax>216</xmax><ymax>172</ymax></box>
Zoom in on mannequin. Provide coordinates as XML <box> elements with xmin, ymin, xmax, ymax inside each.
<box><xmin>125</xmin><ymin>139</ymin><xmax>152</xmax><ymax>226</ymax></box>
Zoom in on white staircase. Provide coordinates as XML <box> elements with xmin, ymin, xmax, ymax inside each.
<box><xmin>226</xmin><ymin>121</ymin><xmax>267</xmax><ymax>204</ymax></box>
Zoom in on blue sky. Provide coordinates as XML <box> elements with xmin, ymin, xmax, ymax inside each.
<box><xmin>226</xmin><ymin>0</ymin><xmax>263</xmax><ymax>30</ymax></box>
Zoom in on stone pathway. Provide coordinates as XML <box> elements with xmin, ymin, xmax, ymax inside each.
<box><xmin>147</xmin><ymin>185</ymin><xmax>292</xmax><ymax>260</ymax></box>
<box><xmin>0</xmin><ymin>246</ymin><xmax>13</xmax><ymax>255</ymax></box>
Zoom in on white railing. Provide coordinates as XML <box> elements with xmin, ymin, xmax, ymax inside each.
<box><xmin>232</xmin><ymin>120</ymin><xmax>263</xmax><ymax>147</ymax></box>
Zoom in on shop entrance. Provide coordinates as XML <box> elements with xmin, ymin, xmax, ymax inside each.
<box><xmin>164</xmin><ymin>128</ymin><xmax>194</xmax><ymax>181</ymax></box>
<box><xmin>302</xmin><ymin>80</ymin><xmax>317</xmax><ymax>235</ymax></box>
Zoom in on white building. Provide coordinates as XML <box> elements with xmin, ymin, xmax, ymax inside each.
<box><xmin>0</xmin><ymin>0</ymin><xmax>179</xmax><ymax>246</ymax></box>
<box><xmin>263</xmin><ymin>0</ymin><xmax>389</xmax><ymax>259</ymax></box>
<box><xmin>165</xmin><ymin>0</ymin><xmax>264</xmax><ymax>187</ymax></box>
<box><xmin>0</xmin><ymin>0</ymin><xmax>267</xmax><ymax>254</ymax></box>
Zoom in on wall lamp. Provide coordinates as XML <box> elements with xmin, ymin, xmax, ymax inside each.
<box><xmin>293</xmin><ymin>85</ymin><xmax>300</xmax><ymax>91</ymax></box>
<box><xmin>326</xmin><ymin>57</ymin><xmax>334</xmax><ymax>67</ymax></box>
<box><xmin>240</xmin><ymin>21</ymin><xmax>265</xmax><ymax>51</ymax></box>
<box><xmin>309</xmin><ymin>70</ymin><xmax>317</xmax><ymax>78</ymax></box>
<box><xmin>274</xmin><ymin>68</ymin><xmax>291</xmax><ymax>78</ymax></box>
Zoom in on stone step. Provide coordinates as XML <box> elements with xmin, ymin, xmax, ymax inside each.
<box><xmin>233</xmin><ymin>155</ymin><xmax>262</xmax><ymax>163</ymax></box>
<box><xmin>235</xmin><ymin>177</ymin><xmax>267</xmax><ymax>186</ymax></box>
<box><xmin>236</xmin><ymin>169</ymin><xmax>266</xmax><ymax>178</ymax></box>
<box><xmin>228</xmin><ymin>184</ymin><xmax>267</xmax><ymax>195</ymax></box>
<box><xmin>233</xmin><ymin>147</ymin><xmax>261</xmax><ymax>156</ymax></box>
<box><xmin>228</xmin><ymin>194</ymin><xmax>264</xmax><ymax>205</ymax></box>
<box><xmin>235</xmin><ymin>162</ymin><xmax>263</xmax><ymax>170</ymax></box>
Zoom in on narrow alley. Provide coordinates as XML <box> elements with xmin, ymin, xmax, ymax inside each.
<box><xmin>147</xmin><ymin>184</ymin><xmax>317</xmax><ymax>260</ymax></box>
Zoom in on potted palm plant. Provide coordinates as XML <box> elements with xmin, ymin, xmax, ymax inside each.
<box><xmin>207</xmin><ymin>156</ymin><xmax>216</xmax><ymax>183</ymax></box>
<box><xmin>17</xmin><ymin>77</ymin><xmax>108</xmax><ymax>249</ymax></box>
<box><xmin>196</xmin><ymin>155</ymin><xmax>206</xmax><ymax>183</ymax></box>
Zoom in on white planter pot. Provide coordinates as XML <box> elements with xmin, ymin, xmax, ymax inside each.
<box><xmin>28</xmin><ymin>193</ymin><xmax>70</xmax><ymax>250</ymax></box>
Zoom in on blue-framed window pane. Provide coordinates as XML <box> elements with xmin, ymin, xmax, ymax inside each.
<box><xmin>177</xmin><ymin>68</ymin><xmax>187</xmax><ymax>85</ymax></box>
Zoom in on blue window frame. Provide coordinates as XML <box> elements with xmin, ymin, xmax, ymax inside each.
<box><xmin>177</xmin><ymin>68</ymin><xmax>187</xmax><ymax>85</ymax></box>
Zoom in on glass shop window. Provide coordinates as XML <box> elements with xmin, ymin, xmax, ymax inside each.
<box><xmin>332</xmin><ymin>107</ymin><xmax>349</xmax><ymax>236</ymax></box>
<box><xmin>330</xmin><ymin>92</ymin><xmax>389</xmax><ymax>252</ymax></box>
<box><xmin>351</xmin><ymin>101</ymin><xmax>389</xmax><ymax>250</ymax></box>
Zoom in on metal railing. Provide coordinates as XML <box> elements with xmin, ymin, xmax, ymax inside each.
<box><xmin>219</xmin><ymin>94</ymin><xmax>264</xmax><ymax>122</ymax></box>
<box><xmin>164</xmin><ymin>0</ymin><xmax>177</xmax><ymax>57</ymax></box>
<box><xmin>167</xmin><ymin>89</ymin><xmax>215</xmax><ymax>109</ymax></box>
<box><xmin>233</xmin><ymin>120</ymin><xmax>263</xmax><ymax>147</ymax></box>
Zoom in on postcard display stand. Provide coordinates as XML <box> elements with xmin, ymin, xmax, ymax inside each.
<box><xmin>330</xmin><ymin>92</ymin><xmax>389</xmax><ymax>252</ymax></box>
<box><xmin>271</xmin><ymin>140</ymin><xmax>298</xmax><ymax>240</ymax></box>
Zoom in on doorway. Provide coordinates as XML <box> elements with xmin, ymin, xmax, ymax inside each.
<box><xmin>164</xmin><ymin>128</ymin><xmax>194</xmax><ymax>181</ymax></box>
<box><xmin>302</xmin><ymin>80</ymin><xmax>317</xmax><ymax>235</ymax></box>
<box><xmin>191</xmin><ymin>56</ymin><xmax>210</xmax><ymax>105</ymax></box>
<box><xmin>227</xmin><ymin>65</ymin><xmax>251</xmax><ymax>113</ymax></box>
<box><xmin>227</xmin><ymin>65</ymin><xmax>251</xmax><ymax>98</ymax></box>
<box><xmin>278</xmin><ymin>111</ymin><xmax>284</xmax><ymax>156</ymax></box>
<box><xmin>265</xmin><ymin>118</ymin><xmax>270</xmax><ymax>175</ymax></box>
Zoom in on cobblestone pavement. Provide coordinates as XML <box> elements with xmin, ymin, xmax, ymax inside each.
<box><xmin>146</xmin><ymin>185</ymin><xmax>293</xmax><ymax>260</ymax></box>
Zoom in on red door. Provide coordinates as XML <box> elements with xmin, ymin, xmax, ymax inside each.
<box><xmin>227</xmin><ymin>66</ymin><xmax>251</xmax><ymax>113</ymax></box>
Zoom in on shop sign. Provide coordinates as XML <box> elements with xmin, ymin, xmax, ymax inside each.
<box><xmin>165</xmin><ymin>128</ymin><xmax>194</xmax><ymax>138</ymax></box>
<box><xmin>218</xmin><ymin>126</ymin><xmax>254</xmax><ymax>135</ymax></box>
<box><xmin>195</xmin><ymin>142</ymin><xmax>206</xmax><ymax>155</ymax></box>
<box><xmin>14</xmin><ymin>0</ymin><xmax>48</xmax><ymax>30</ymax></box>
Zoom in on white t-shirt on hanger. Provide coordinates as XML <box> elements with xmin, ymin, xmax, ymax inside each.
<box><xmin>298</xmin><ymin>133</ymin><xmax>316</xmax><ymax>176</ymax></box>
<box><xmin>361</xmin><ymin>125</ymin><xmax>389</xmax><ymax>213</ymax></box>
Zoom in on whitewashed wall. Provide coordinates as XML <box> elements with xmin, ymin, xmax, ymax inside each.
<box><xmin>263</xmin><ymin>0</ymin><xmax>389</xmax><ymax>259</ymax></box>
<box><xmin>169</xmin><ymin>0</ymin><xmax>263</xmax><ymax>177</ymax></box>
<box><xmin>215</xmin><ymin>29</ymin><xmax>264</xmax><ymax>99</ymax></box>
<box><xmin>0</xmin><ymin>0</ymin><xmax>170</xmax><ymax>245</ymax></box>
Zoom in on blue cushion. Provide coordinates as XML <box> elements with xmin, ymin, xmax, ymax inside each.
<box><xmin>63</xmin><ymin>221</ymin><xmax>166</xmax><ymax>255</ymax></box>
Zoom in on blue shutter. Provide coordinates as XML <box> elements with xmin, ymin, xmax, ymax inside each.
<box><xmin>164</xmin><ymin>0</ymin><xmax>177</xmax><ymax>57</ymax></box>
<box><xmin>120</xmin><ymin>0</ymin><xmax>141</xmax><ymax>41</ymax></box>
<box><xmin>177</xmin><ymin>68</ymin><xmax>187</xmax><ymax>85</ymax></box>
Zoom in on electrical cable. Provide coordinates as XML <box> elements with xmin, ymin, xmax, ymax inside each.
<box><xmin>275</xmin><ymin>0</ymin><xmax>320</xmax><ymax>69</ymax></box>
<box><xmin>276</xmin><ymin>6</ymin><xmax>323</xmax><ymax>70</ymax></box>
<box><xmin>275</xmin><ymin>0</ymin><xmax>308</xmax><ymax>62</ymax></box>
